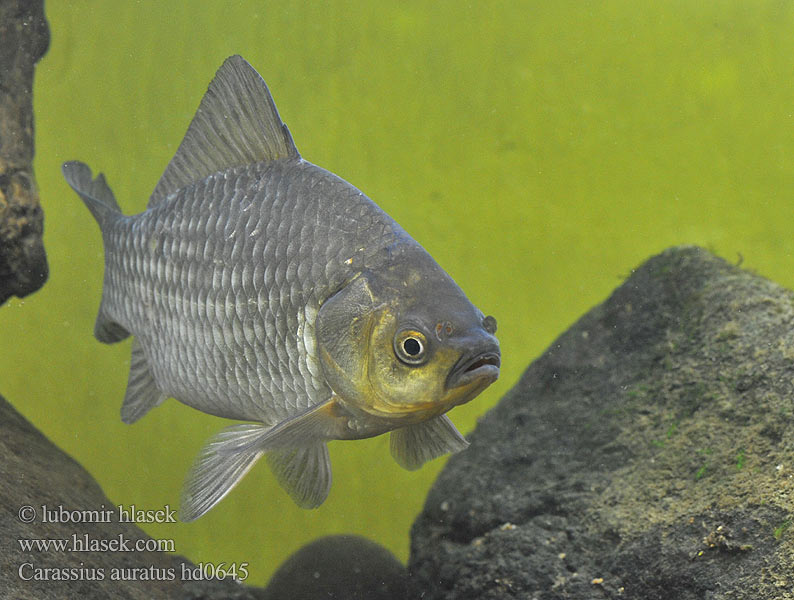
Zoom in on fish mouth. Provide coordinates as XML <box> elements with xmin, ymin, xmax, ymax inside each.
<box><xmin>447</xmin><ymin>348</ymin><xmax>501</xmax><ymax>393</ymax></box>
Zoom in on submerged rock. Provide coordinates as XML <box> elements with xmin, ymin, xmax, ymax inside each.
<box><xmin>410</xmin><ymin>246</ymin><xmax>794</xmax><ymax>599</ymax></box>
<box><xmin>263</xmin><ymin>535</ymin><xmax>409</xmax><ymax>599</ymax></box>
<box><xmin>0</xmin><ymin>394</ymin><xmax>266</xmax><ymax>599</ymax></box>
<box><xmin>0</xmin><ymin>0</ymin><xmax>50</xmax><ymax>305</ymax></box>
<box><xmin>0</xmin><ymin>386</ymin><xmax>408</xmax><ymax>599</ymax></box>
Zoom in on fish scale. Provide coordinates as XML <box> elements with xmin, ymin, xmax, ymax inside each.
<box><xmin>62</xmin><ymin>55</ymin><xmax>499</xmax><ymax>518</ymax></box>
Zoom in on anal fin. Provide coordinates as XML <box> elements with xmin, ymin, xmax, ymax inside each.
<box><xmin>121</xmin><ymin>339</ymin><xmax>166</xmax><ymax>424</ymax></box>
<box><xmin>390</xmin><ymin>415</ymin><xmax>469</xmax><ymax>471</ymax></box>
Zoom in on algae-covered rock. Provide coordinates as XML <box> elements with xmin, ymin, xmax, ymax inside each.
<box><xmin>409</xmin><ymin>246</ymin><xmax>794</xmax><ymax>599</ymax></box>
<box><xmin>0</xmin><ymin>394</ymin><xmax>267</xmax><ymax>599</ymax></box>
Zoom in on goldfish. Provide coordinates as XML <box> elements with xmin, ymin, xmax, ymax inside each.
<box><xmin>62</xmin><ymin>56</ymin><xmax>499</xmax><ymax>521</ymax></box>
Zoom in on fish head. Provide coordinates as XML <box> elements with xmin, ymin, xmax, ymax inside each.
<box><xmin>316</xmin><ymin>255</ymin><xmax>500</xmax><ymax>425</ymax></box>
<box><xmin>367</xmin><ymin>286</ymin><xmax>500</xmax><ymax>420</ymax></box>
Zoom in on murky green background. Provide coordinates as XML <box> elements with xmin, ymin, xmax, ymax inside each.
<box><xmin>2</xmin><ymin>0</ymin><xmax>794</xmax><ymax>586</ymax></box>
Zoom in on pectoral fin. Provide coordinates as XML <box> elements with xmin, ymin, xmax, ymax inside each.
<box><xmin>180</xmin><ymin>398</ymin><xmax>348</xmax><ymax>520</ymax></box>
<box><xmin>180</xmin><ymin>424</ymin><xmax>269</xmax><ymax>522</ymax></box>
<box><xmin>218</xmin><ymin>397</ymin><xmax>352</xmax><ymax>454</ymax></box>
<box><xmin>390</xmin><ymin>415</ymin><xmax>469</xmax><ymax>471</ymax></box>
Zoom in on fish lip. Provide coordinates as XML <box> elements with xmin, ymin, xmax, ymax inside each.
<box><xmin>447</xmin><ymin>348</ymin><xmax>501</xmax><ymax>391</ymax></box>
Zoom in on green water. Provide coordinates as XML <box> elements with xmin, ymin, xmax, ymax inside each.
<box><xmin>3</xmin><ymin>0</ymin><xmax>794</xmax><ymax>586</ymax></box>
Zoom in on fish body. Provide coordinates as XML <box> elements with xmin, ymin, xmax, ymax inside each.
<box><xmin>63</xmin><ymin>56</ymin><xmax>499</xmax><ymax>520</ymax></box>
<box><xmin>106</xmin><ymin>159</ymin><xmax>401</xmax><ymax>424</ymax></box>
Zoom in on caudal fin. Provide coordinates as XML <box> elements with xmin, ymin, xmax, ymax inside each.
<box><xmin>62</xmin><ymin>161</ymin><xmax>129</xmax><ymax>343</ymax></box>
<box><xmin>62</xmin><ymin>161</ymin><xmax>122</xmax><ymax>228</ymax></box>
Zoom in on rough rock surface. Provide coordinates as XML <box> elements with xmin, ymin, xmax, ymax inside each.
<box><xmin>0</xmin><ymin>394</ymin><xmax>267</xmax><ymax>599</ymax></box>
<box><xmin>0</xmin><ymin>0</ymin><xmax>49</xmax><ymax>305</ymax></box>
<box><xmin>409</xmin><ymin>246</ymin><xmax>794</xmax><ymax>599</ymax></box>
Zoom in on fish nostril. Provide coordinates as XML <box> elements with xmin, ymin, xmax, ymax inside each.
<box><xmin>435</xmin><ymin>320</ymin><xmax>454</xmax><ymax>340</ymax></box>
<box><xmin>483</xmin><ymin>315</ymin><xmax>497</xmax><ymax>334</ymax></box>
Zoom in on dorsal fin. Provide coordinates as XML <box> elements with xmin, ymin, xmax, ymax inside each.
<box><xmin>148</xmin><ymin>55</ymin><xmax>300</xmax><ymax>207</ymax></box>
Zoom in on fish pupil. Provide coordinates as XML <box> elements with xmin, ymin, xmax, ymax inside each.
<box><xmin>403</xmin><ymin>338</ymin><xmax>422</xmax><ymax>356</ymax></box>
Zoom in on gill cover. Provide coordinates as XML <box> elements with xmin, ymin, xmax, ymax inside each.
<box><xmin>316</xmin><ymin>274</ymin><xmax>381</xmax><ymax>407</ymax></box>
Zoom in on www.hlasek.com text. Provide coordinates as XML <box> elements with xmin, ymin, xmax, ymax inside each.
<box><xmin>19</xmin><ymin>533</ymin><xmax>175</xmax><ymax>554</ymax></box>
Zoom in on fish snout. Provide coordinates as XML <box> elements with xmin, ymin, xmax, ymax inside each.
<box><xmin>445</xmin><ymin>332</ymin><xmax>501</xmax><ymax>393</ymax></box>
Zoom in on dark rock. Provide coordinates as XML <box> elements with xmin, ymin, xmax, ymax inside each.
<box><xmin>0</xmin><ymin>394</ymin><xmax>267</xmax><ymax>599</ymax></box>
<box><xmin>0</xmin><ymin>0</ymin><xmax>49</xmax><ymax>305</ymax></box>
<box><xmin>409</xmin><ymin>246</ymin><xmax>794</xmax><ymax>599</ymax></box>
<box><xmin>263</xmin><ymin>535</ymin><xmax>409</xmax><ymax>600</ymax></box>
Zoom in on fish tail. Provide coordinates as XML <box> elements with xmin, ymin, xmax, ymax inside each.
<box><xmin>62</xmin><ymin>161</ymin><xmax>129</xmax><ymax>343</ymax></box>
<box><xmin>62</xmin><ymin>161</ymin><xmax>122</xmax><ymax>229</ymax></box>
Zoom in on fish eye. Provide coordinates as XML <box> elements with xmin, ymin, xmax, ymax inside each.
<box><xmin>483</xmin><ymin>315</ymin><xmax>497</xmax><ymax>334</ymax></box>
<box><xmin>394</xmin><ymin>329</ymin><xmax>429</xmax><ymax>365</ymax></box>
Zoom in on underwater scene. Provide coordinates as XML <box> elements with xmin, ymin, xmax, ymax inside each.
<box><xmin>3</xmin><ymin>0</ymin><xmax>794</xmax><ymax>593</ymax></box>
